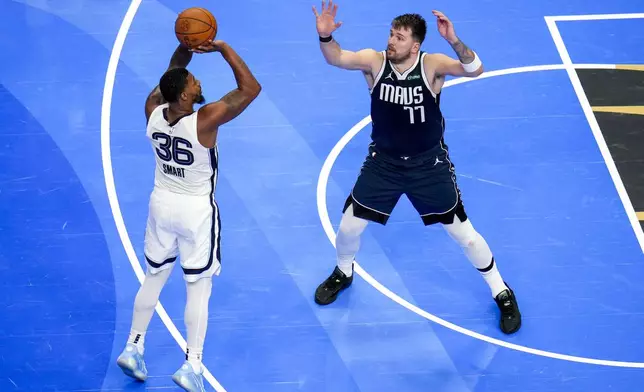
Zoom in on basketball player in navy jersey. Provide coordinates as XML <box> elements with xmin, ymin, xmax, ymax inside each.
<box><xmin>312</xmin><ymin>1</ymin><xmax>521</xmax><ymax>334</ymax></box>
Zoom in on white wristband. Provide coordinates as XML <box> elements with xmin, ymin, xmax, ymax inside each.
<box><xmin>461</xmin><ymin>51</ymin><xmax>482</xmax><ymax>73</ymax></box>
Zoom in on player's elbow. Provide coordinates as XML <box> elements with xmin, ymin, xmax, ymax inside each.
<box><xmin>474</xmin><ymin>64</ymin><xmax>484</xmax><ymax>76</ymax></box>
<box><xmin>466</xmin><ymin>64</ymin><xmax>484</xmax><ymax>78</ymax></box>
<box><xmin>245</xmin><ymin>82</ymin><xmax>262</xmax><ymax>101</ymax></box>
<box><xmin>251</xmin><ymin>82</ymin><xmax>262</xmax><ymax>98</ymax></box>
<box><xmin>324</xmin><ymin>51</ymin><xmax>347</xmax><ymax>68</ymax></box>
<box><xmin>325</xmin><ymin>55</ymin><xmax>342</xmax><ymax>67</ymax></box>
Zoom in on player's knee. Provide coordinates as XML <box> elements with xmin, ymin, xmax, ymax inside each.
<box><xmin>338</xmin><ymin>205</ymin><xmax>368</xmax><ymax>238</ymax></box>
<box><xmin>185</xmin><ymin>277</ymin><xmax>213</xmax><ymax>313</ymax></box>
<box><xmin>444</xmin><ymin>218</ymin><xmax>479</xmax><ymax>248</ymax></box>
<box><xmin>457</xmin><ymin>233</ymin><xmax>479</xmax><ymax>249</ymax></box>
<box><xmin>133</xmin><ymin>290</ymin><xmax>158</xmax><ymax>313</ymax></box>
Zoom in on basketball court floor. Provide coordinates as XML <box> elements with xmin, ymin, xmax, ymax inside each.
<box><xmin>2</xmin><ymin>0</ymin><xmax>644</xmax><ymax>390</ymax></box>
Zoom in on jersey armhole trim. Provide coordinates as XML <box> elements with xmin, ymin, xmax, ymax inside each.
<box><xmin>146</xmin><ymin>103</ymin><xmax>168</xmax><ymax>128</ymax></box>
<box><xmin>369</xmin><ymin>50</ymin><xmax>387</xmax><ymax>94</ymax></box>
<box><xmin>150</xmin><ymin>103</ymin><xmax>169</xmax><ymax>120</ymax></box>
<box><xmin>193</xmin><ymin>110</ymin><xmax>214</xmax><ymax>149</ymax></box>
<box><xmin>420</xmin><ymin>53</ymin><xmax>438</xmax><ymax>99</ymax></box>
<box><xmin>192</xmin><ymin>110</ymin><xmax>199</xmax><ymax>134</ymax></box>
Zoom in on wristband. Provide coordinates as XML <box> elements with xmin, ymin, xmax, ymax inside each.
<box><xmin>461</xmin><ymin>51</ymin><xmax>482</xmax><ymax>73</ymax></box>
<box><xmin>319</xmin><ymin>35</ymin><xmax>333</xmax><ymax>43</ymax></box>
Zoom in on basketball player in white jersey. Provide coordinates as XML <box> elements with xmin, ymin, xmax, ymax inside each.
<box><xmin>116</xmin><ymin>40</ymin><xmax>260</xmax><ymax>392</ymax></box>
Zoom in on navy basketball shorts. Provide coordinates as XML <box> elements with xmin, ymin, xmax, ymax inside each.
<box><xmin>344</xmin><ymin>143</ymin><xmax>468</xmax><ymax>226</ymax></box>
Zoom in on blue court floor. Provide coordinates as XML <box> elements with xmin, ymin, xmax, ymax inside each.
<box><xmin>2</xmin><ymin>0</ymin><xmax>644</xmax><ymax>391</ymax></box>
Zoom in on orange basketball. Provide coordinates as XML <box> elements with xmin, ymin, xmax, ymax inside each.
<box><xmin>175</xmin><ymin>7</ymin><xmax>217</xmax><ymax>49</ymax></box>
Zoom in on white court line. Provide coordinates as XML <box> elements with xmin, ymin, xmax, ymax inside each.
<box><xmin>545</xmin><ymin>15</ymin><xmax>644</xmax><ymax>254</ymax></box>
<box><xmin>317</xmin><ymin>63</ymin><xmax>644</xmax><ymax>368</ymax></box>
<box><xmin>548</xmin><ymin>13</ymin><xmax>644</xmax><ymax>21</ymax></box>
<box><xmin>442</xmin><ymin>63</ymin><xmax>617</xmax><ymax>88</ymax></box>
<box><xmin>100</xmin><ymin>1</ymin><xmax>226</xmax><ymax>390</ymax></box>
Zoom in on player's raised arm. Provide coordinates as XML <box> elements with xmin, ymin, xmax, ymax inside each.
<box><xmin>145</xmin><ymin>44</ymin><xmax>194</xmax><ymax>121</ymax></box>
<box><xmin>426</xmin><ymin>10</ymin><xmax>484</xmax><ymax>78</ymax></box>
<box><xmin>313</xmin><ymin>0</ymin><xmax>382</xmax><ymax>73</ymax></box>
<box><xmin>195</xmin><ymin>40</ymin><xmax>261</xmax><ymax>137</ymax></box>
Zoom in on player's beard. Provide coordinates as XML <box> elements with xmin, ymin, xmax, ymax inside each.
<box><xmin>389</xmin><ymin>50</ymin><xmax>412</xmax><ymax>64</ymax></box>
<box><xmin>195</xmin><ymin>94</ymin><xmax>206</xmax><ymax>105</ymax></box>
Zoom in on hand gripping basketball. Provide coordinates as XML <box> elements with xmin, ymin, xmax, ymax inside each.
<box><xmin>190</xmin><ymin>40</ymin><xmax>227</xmax><ymax>54</ymax></box>
<box><xmin>175</xmin><ymin>7</ymin><xmax>218</xmax><ymax>49</ymax></box>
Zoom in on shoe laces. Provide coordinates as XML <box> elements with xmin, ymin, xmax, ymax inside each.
<box><xmin>497</xmin><ymin>292</ymin><xmax>515</xmax><ymax>315</ymax></box>
<box><xmin>323</xmin><ymin>269</ymin><xmax>345</xmax><ymax>290</ymax></box>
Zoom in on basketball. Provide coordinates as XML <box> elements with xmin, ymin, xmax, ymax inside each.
<box><xmin>175</xmin><ymin>7</ymin><xmax>217</xmax><ymax>49</ymax></box>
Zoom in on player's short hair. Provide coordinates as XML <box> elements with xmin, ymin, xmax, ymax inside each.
<box><xmin>392</xmin><ymin>13</ymin><xmax>427</xmax><ymax>44</ymax></box>
<box><xmin>159</xmin><ymin>67</ymin><xmax>189</xmax><ymax>103</ymax></box>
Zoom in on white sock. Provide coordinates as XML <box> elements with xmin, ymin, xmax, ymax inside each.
<box><xmin>127</xmin><ymin>330</ymin><xmax>146</xmax><ymax>355</ymax></box>
<box><xmin>478</xmin><ymin>259</ymin><xmax>508</xmax><ymax>298</ymax></box>
<box><xmin>443</xmin><ymin>218</ymin><xmax>508</xmax><ymax>297</ymax></box>
<box><xmin>127</xmin><ymin>267</ymin><xmax>173</xmax><ymax>354</ymax></box>
<box><xmin>335</xmin><ymin>204</ymin><xmax>369</xmax><ymax>277</ymax></box>
<box><xmin>187</xmin><ymin>348</ymin><xmax>203</xmax><ymax>374</ymax></box>
<box><xmin>185</xmin><ymin>277</ymin><xmax>213</xmax><ymax>374</ymax></box>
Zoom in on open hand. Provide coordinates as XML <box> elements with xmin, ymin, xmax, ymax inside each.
<box><xmin>432</xmin><ymin>10</ymin><xmax>458</xmax><ymax>44</ymax></box>
<box><xmin>312</xmin><ymin>0</ymin><xmax>343</xmax><ymax>38</ymax></box>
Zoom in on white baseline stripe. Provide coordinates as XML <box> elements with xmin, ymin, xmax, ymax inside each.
<box><xmin>545</xmin><ymin>17</ymin><xmax>644</xmax><ymax>254</ymax></box>
<box><xmin>547</xmin><ymin>13</ymin><xmax>644</xmax><ymax>21</ymax></box>
<box><xmin>100</xmin><ymin>1</ymin><xmax>226</xmax><ymax>390</ymax></box>
<box><xmin>317</xmin><ymin>63</ymin><xmax>644</xmax><ymax>368</ymax></box>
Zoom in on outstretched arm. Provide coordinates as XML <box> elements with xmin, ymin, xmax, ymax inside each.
<box><xmin>319</xmin><ymin>39</ymin><xmax>382</xmax><ymax>72</ymax></box>
<box><xmin>313</xmin><ymin>0</ymin><xmax>382</xmax><ymax>73</ymax></box>
<box><xmin>145</xmin><ymin>44</ymin><xmax>194</xmax><ymax>121</ymax></box>
<box><xmin>429</xmin><ymin>10</ymin><xmax>483</xmax><ymax>78</ymax></box>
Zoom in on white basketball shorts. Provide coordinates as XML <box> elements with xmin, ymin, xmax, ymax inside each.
<box><xmin>143</xmin><ymin>187</ymin><xmax>221</xmax><ymax>282</ymax></box>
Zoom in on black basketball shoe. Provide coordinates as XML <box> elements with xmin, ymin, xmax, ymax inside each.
<box><xmin>495</xmin><ymin>283</ymin><xmax>521</xmax><ymax>334</ymax></box>
<box><xmin>315</xmin><ymin>265</ymin><xmax>353</xmax><ymax>305</ymax></box>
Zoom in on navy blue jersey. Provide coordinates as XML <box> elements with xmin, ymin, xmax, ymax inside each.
<box><xmin>369</xmin><ymin>51</ymin><xmax>445</xmax><ymax>156</ymax></box>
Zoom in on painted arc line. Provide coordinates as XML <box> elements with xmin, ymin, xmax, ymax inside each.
<box><xmin>316</xmin><ymin>63</ymin><xmax>644</xmax><ymax>368</ymax></box>
<box><xmin>100</xmin><ymin>0</ymin><xmax>226</xmax><ymax>390</ymax></box>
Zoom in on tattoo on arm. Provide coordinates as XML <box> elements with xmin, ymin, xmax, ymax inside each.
<box><xmin>221</xmin><ymin>90</ymin><xmax>247</xmax><ymax>109</ymax></box>
<box><xmin>148</xmin><ymin>85</ymin><xmax>165</xmax><ymax>104</ymax></box>
<box><xmin>218</xmin><ymin>44</ymin><xmax>261</xmax><ymax>94</ymax></box>
<box><xmin>450</xmin><ymin>39</ymin><xmax>475</xmax><ymax>64</ymax></box>
<box><xmin>210</xmin><ymin>77</ymin><xmax>259</xmax><ymax>125</ymax></box>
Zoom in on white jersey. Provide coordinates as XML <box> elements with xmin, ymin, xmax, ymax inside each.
<box><xmin>146</xmin><ymin>103</ymin><xmax>217</xmax><ymax>196</ymax></box>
